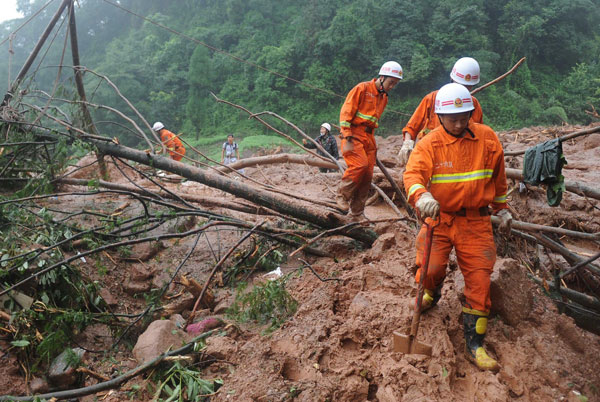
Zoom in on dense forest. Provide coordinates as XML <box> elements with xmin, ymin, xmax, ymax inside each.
<box><xmin>1</xmin><ymin>0</ymin><xmax>599</xmax><ymax>154</ymax></box>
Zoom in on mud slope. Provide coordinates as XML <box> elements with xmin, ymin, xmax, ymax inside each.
<box><xmin>207</xmin><ymin>125</ymin><xmax>600</xmax><ymax>401</ymax></box>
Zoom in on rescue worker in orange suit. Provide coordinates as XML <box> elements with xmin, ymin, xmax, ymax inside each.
<box><xmin>152</xmin><ymin>122</ymin><xmax>186</xmax><ymax>162</ymax></box>
<box><xmin>403</xmin><ymin>83</ymin><xmax>512</xmax><ymax>372</ymax></box>
<box><xmin>337</xmin><ymin>61</ymin><xmax>403</xmax><ymax>221</ymax></box>
<box><xmin>398</xmin><ymin>57</ymin><xmax>484</xmax><ymax>166</ymax></box>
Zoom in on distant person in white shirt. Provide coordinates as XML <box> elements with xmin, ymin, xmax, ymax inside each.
<box><xmin>221</xmin><ymin>134</ymin><xmax>240</xmax><ymax>165</ymax></box>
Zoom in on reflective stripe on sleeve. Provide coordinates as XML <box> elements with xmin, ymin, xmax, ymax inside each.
<box><xmin>493</xmin><ymin>194</ymin><xmax>507</xmax><ymax>203</ymax></box>
<box><xmin>408</xmin><ymin>183</ymin><xmax>426</xmax><ymax>197</ymax></box>
<box><xmin>340</xmin><ymin>121</ymin><xmax>351</xmax><ymax>128</ymax></box>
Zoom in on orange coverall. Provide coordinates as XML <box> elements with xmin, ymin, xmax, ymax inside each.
<box><xmin>403</xmin><ymin>122</ymin><xmax>508</xmax><ymax>312</ymax></box>
<box><xmin>159</xmin><ymin>129</ymin><xmax>186</xmax><ymax>162</ymax></box>
<box><xmin>338</xmin><ymin>78</ymin><xmax>388</xmax><ymax>214</ymax></box>
<box><xmin>402</xmin><ymin>90</ymin><xmax>483</xmax><ymax>141</ymax></box>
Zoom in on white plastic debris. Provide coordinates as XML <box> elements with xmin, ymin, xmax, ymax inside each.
<box><xmin>263</xmin><ymin>266</ymin><xmax>283</xmax><ymax>280</ymax></box>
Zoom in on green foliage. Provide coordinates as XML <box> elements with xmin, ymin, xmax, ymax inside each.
<box><xmin>152</xmin><ymin>361</ymin><xmax>222</xmax><ymax>402</ymax></box>
<box><xmin>227</xmin><ymin>276</ymin><xmax>298</xmax><ymax>332</ymax></box>
<box><xmin>1</xmin><ymin>0</ymin><xmax>599</xmax><ymax>147</ymax></box>
<box><xmin>0</xmin><ymin>201</ymin><xmax>105</xmax><ymax>366</ymax></box>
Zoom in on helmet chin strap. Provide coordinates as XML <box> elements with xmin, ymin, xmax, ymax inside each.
<box><xmin>377</xmin><ymin>77</ymin><xmax>388</xmax><ymax>95</ymax></box>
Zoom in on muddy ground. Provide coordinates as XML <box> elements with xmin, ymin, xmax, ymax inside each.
<box><xmin>1</xmin><ymin>124</ymin><xmax>599</xmax><ymax>401</ymax></box>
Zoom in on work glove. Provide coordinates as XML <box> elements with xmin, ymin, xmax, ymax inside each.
<box><xmin>341</xmin><ymin>137</ymin><xmax>354</xmax><ymax>154</ymax></box>
<box><xmin>496</xmin><ymin>209</ymin><xmax>513</xmax><ymax>235</ymax></box>
<box><xmin>415</xmin><ymin>192</ymin><xmax>440</xmax><ymax>219</ymax></box>
<box><xmin>398</xmin><ymin>138</ymin><xmax>414</xmax><ymax>166</ymax></box>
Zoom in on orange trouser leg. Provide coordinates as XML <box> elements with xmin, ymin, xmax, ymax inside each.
<box><xmin>415</xmin><ymin>215</ymin><xmax>496</xmax><ymax>312</ymax></box>
<box><xmin>340</xmin><ymin>134</ymin><xmax>376</xmax><ymax>215</ymax></box>
<box><xmin>415</xmin><ymin>220</ymin><xmax>453</xmax><ymax>290</ymax></box>
<box><xmin>171</xmin><ymin>147</ymin><xmax>185</xmax><ymax>162</ymax></box>
<box><xmin>453</xmin><ymin>216</ymin><xmax>496</xmax><ymax>312</ymax></box>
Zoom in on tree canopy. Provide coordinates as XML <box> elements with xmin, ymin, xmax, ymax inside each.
<box><xmin>1</xmin><ymin>0</ymin><xmax>598</xmax><ymax>152</ymax></box>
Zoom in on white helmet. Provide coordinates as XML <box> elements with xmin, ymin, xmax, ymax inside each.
<box><xmin>450</xmin><ymin>57</ymin><xmax>480</xmax><ymax>85</ymax></box>
<box><xmin>320</xmin><ymin>122</ymin><xmax>331</xmax><ymax>132</ymax></box>
<box><xmin>152</xmin><ymin>121</ymin><xmax>165</xmax><ymax>131</ymax></box>
<box><xmin>379</xmin><ymin>61</ymin><xmax>403</xmax><ymax>79</ymax></box>
<box><xmin>435</xmin><ymin>83</ymin><xmax>475</xmax><ymax>114</ymax></box>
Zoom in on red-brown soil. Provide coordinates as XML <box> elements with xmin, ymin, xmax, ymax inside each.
<box><xmin>1</xmin><ymin>124</ymin><xmax>599</xmax><ymax>401</ymax></box>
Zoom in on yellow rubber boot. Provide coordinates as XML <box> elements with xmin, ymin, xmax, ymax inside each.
<box><xmin>463</xmin><ymin>308</ymin><xmax>499</xmax><ymax>372</ymax></box>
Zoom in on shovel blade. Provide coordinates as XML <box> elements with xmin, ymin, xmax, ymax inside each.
<box><xmin>393</xmin><ymin>331</ymin><xmax>432</xmax><ymax>356</ymax></box>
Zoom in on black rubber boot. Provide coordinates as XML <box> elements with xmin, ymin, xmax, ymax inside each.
<box><xmin>463</xmin><ymin>308</ymin><xmax>499</xmax><ymax>372</ymax></box>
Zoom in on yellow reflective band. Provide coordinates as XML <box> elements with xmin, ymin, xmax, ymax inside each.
<box><xmin>340</xmin><ymin>121</ymin><xmax>351</xmax><ymax>128</ymax></box>
<box><xmin>408</xmin><ymin>183</ymin><xmax>426</xmax><ymax>197</ymax></box>
<box><xmin>475</xmin><ymin>317</ymin><xmax>488</xmax><ymax>334</ymax></box>
<box><xmin>493</xmin><ymin>194</ymin><xmax>507</xmax><ymax>203</ymax></box>
<box><xmin>462</xmin><ymin>306</ymin><xmax>489</xmax><ymax>316</ymax></box>
<box><xmin>355</xmin><ymin>111</ymin><xmax>378</xmax><ymax>124</ymax></box>
<box><xmin>431</xmin><ymin>169</ymin><xmax>493</xmax><ymax>184</ymax></box>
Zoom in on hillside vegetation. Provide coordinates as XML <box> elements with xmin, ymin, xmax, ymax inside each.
<box><xmin>1</xmin><ymin>0</ymin><xmax>599</xmax><ymax>149</ymax></box>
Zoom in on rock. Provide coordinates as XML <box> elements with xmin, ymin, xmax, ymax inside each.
<box><xmin>132</xmin><ymin>319</ymin><xmax>192</xmax><ymax>364</ymax></box>
<box><xmin>170</xmin><ymin>314</ymin><xmax>187</xmax><ymax>329</ymax></box>
<box><xmin>129</xmin><ymin>263</ymin><xmax>155</xmax><ymax>281</ymax></box>
<box><xmin>367</xmin><ymin>232</ymin><xmax>396</xmax><ymax>262</ymax></box>
<box><xmin>490</xmin><ymin>258</ymin><xmax>534</xmax><ymax>326</ymax></box>
<box><xmin>121</xmin><ymin>241</ymin><xmax>165</xmax><ymax>262</ymax></box>
<box><xmin>152</xmin><ymin>271</ymin><xmax>175</xmax><ymax>292</ymax></box>
<box><xmin>186</xmin><ymin>317</ymin><xmax>224</xmax><ymax>336</ymax></box>
<box><xmin>162</xmin><ymin>292</ymin><xmax>195</xmax><ymax>316</ymax></box>
<box><xmin>29</xmin><ymin>377</ymin><xmax>50</xmax><ymax>394</ymax></box>
<box><xmin>204</xmin><ymin>335</ymin><xmax>238</xmax><ymax>360</ymax></box>
<box><xmin>48</xmin><ymin>348</ymin><xmax>86</xmax><ymax>389</ymax></box>
<box><xmin>98</xmin><ymin>288</ymin><xmax>118</xmax><ymax>307</ymax></box>
<box><xmin>123</xmin><ymin>279</ymin><xmax>151</xmax><ymax>296</ymax></box>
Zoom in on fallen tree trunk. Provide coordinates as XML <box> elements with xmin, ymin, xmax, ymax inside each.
<box><xmin>90</xmin><ymin>139</ymin><xmax>377</xmax><ymax>246</ymax></box>
<box><xmin>531</xmin><ymin>277</ymin><xmax>600</xmax><ymax>312</ymax></box>
<box><xmin>531</xmin><ymin>232</ymin><xmax>600</xmax><ymax>276</ymax></box>
<box><xmin>217</xmin><ymin>153</ymin><xmax>338</xmax><ymax>172</ymax></box>
<box><xmin>505</xmin><ymin>168</ymin><xmax>600</xmax><ymax>201</ymax></box>
<box><xmin>490</xmin><ymin>215</ymin><xmax>600</xmax><ymax>241</ymax></box>
<box><xmin>57</xmin><ymin>177</ymin><xmax>272</xmax><ymax>215</ymax></box>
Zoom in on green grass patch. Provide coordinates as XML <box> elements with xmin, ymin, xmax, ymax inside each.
<box><xmin>227</xmin><ymin>276</ymin><xmax>297</xmax><ymax>333</ymax></box>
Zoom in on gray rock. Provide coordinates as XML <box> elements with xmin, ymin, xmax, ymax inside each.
<box><xmin>132</xmin><ymin>319</ymin><xmax>192</xmax><ymax>364</ymax></box>
<box><xmin>48</xmin><ymin>348</ymin><xmax>86</xmax><ymax>389</ymax></box>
